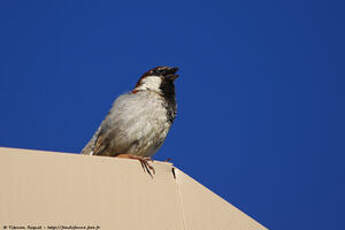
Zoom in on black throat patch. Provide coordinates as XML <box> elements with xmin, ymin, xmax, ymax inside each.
<box><xmin>159</xmin><ymin>79</ymin><xmax>177</xmax><ymax>124</ymax></box>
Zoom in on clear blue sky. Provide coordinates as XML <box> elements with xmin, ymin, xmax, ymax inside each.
<box><xmin>1</xmin><ymin>0</ymin><xmax>344</xmax><ymax>229</ymax></box>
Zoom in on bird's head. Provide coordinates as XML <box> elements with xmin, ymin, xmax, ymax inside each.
<box><xmin>133</xmin><ymin>66</ymin><xmax>179</xmax><ymax>95</ymax></box>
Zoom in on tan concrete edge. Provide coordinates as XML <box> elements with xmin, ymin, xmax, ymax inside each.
<box><xmin>0</xmin><ymin>147</ymin><xmax>266</xmax><ymax>230</ymax></box>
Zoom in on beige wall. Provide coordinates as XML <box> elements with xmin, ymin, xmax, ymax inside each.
<box><xmin>0</xmin><ymin>147</ymin><xmax>267</xmax><ymax>230</ymax></box>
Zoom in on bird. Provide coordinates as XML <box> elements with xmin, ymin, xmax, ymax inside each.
<box><xmin>81</xmin><ymin>66</ymin><xmax>179</xmax><ymax>175</ymax></box>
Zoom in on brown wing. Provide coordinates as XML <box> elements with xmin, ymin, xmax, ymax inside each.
<box><xmin>93</xmin><ymin>131</ymin><xmax>109</xmax><ymax>155</ymax></box>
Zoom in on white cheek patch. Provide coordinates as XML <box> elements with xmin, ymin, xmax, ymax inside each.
<box><xmin>136</xmin><ymin>76</ymin><xmax>162</xmax><ymax>92</ymax></box>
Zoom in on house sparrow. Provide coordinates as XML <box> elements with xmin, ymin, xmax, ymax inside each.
<box><xmin>81</xmin><ymin>66</ymin><xmax>179</xmax><ymax>175</ymax></box>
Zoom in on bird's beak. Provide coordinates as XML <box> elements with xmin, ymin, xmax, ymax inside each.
<box><xmin>168</xmin><ymin>74</ymin><xmax>179</xmax><ymax>81</ymax></box>
<box><xmin>166</xmin><ymin>67</ymin><xmax>179</xmax><ymax>81</ymax></box>
<box><xmin>169</xmin><ymin>67</ymin><xmax>179</xmax><ymax>74</ymax></box>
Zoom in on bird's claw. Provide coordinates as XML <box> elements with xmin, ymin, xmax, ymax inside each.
<box><xmin>139</xmin><ymin>157</ymin><xmax>155</xmax><ymax>176</ymax></box>
<box><xmin>116</xmin><ymin>153</ymin><xmax>155</xmax><ymax>177</ymax></box>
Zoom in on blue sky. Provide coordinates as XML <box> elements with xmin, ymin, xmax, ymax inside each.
<box><xmin>1</xmin><ymin>0</ymin><xmax>344</xmax><ymax>229</ymax></box>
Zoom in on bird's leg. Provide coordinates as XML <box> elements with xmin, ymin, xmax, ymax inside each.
<box><xmin>116</xmin><ymin>154</ymin><xmax>155</xmax><ymax>176</ymax></box>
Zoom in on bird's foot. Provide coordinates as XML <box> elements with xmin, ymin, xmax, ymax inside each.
<box><xmin>116</xmin><ymin>154</ymin><xmax>155</xmax><ymax>176</ymax></box>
